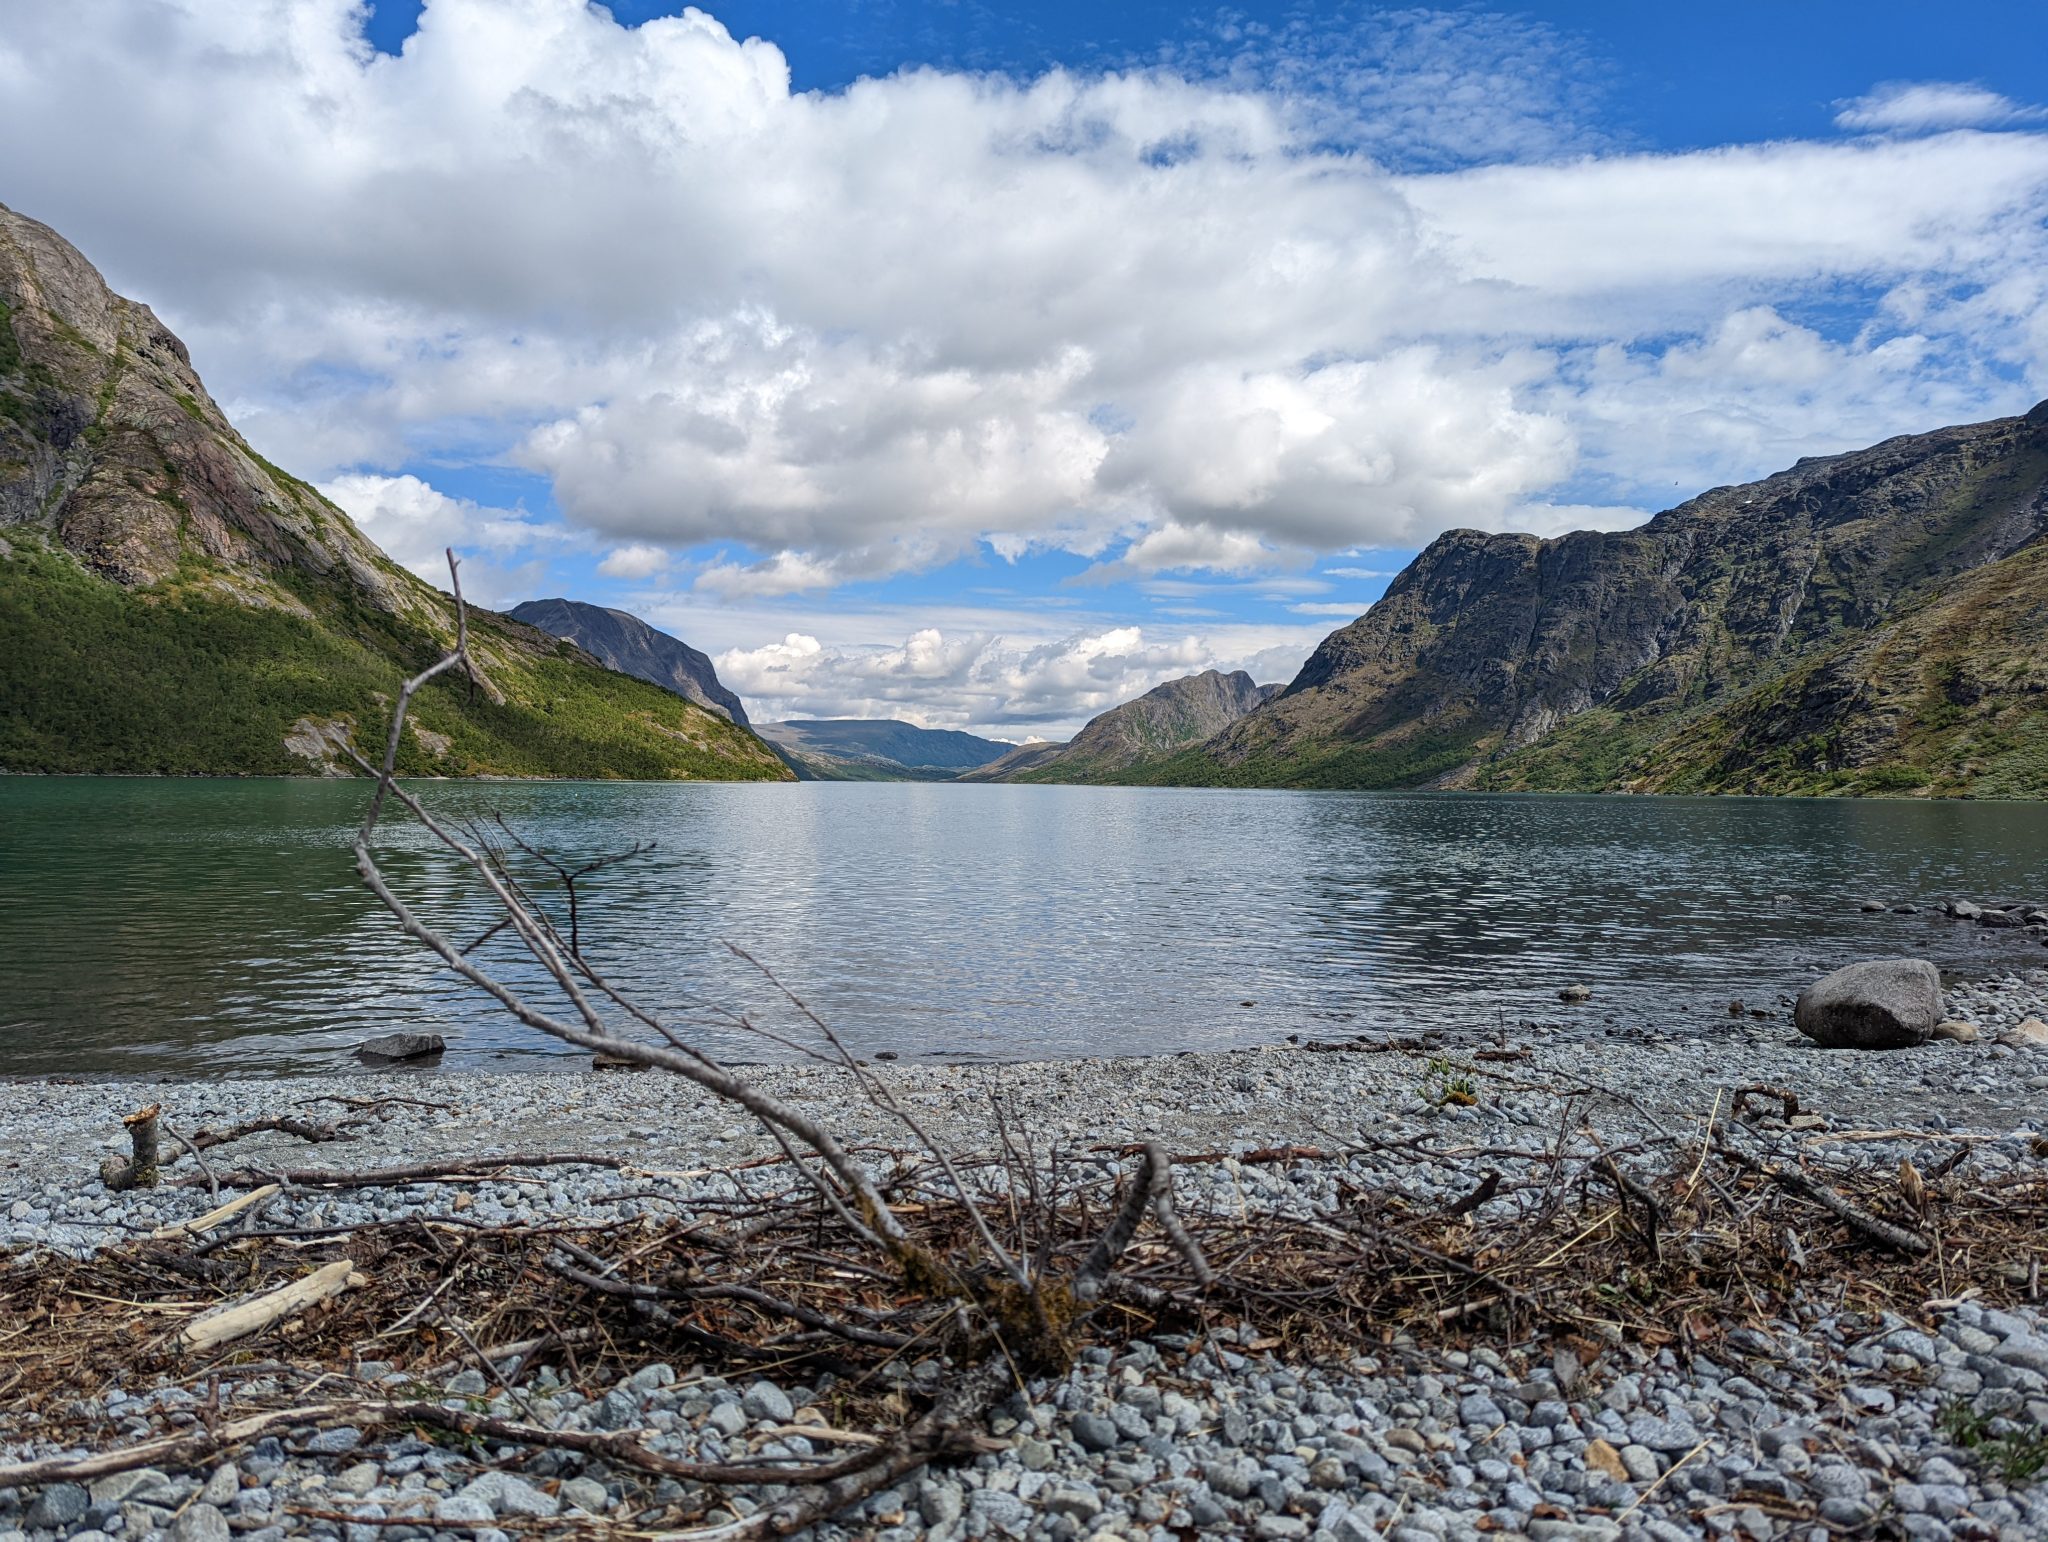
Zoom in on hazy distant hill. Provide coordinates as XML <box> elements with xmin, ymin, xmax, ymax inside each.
<box><xmin>508</xmin><ymin>597</ymin><xmax>749</xmax><ymax>725</ymax></box>
<box><xmin>0</xmin><ymin>202</ymin><xmax>789</xmax><ymax>781</ymax></box>
<box><xmin>985</xmin><ymin>670</ymin><xmax>1278</xmax><ymax>783</ymax></box>
<box><xmin>954</xmin><ymin>740</ymin><xmax>1070</xmax><ymax>782</ymax></box>
<box><xmin>1140</xmin><ymin>401</ymin><xmax>2048</xmax><ymax>797</ymax></box>
<box><xmin>756</xmin><ymin>719</ymin><xmax>1012</xmax><ymax>781</ymax></box>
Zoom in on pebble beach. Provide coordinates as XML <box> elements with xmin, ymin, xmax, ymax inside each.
<box><xmin>3</xmin><ymin>966</ymin><xmax>2047</xmax><ymax>1542</ymax></box>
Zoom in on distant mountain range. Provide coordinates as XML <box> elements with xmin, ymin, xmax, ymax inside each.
<box><xmin>0</xmin><ymin>202</ymin><xmax>788</xmax><ymax>781</ymax></box>
<box><xmin>1128</xmin><ymin>401</ymin><xmax>2048</xmax><ymax>797</ymax></box>
<box><xmin>969</xmin><ymin>669</ymin><xmax>1278</xmax><ymax>783</ymax></box>
<box><xmin>756</xmin><ymin>719</ymin><xmax>1013</xmax><ymax>781</ymax></box>
<box><xmin>953</xmin><ymin>740</ymin><xmax>1071</xmax><ymax>782</ymax></box>
<box><xmin>10</xmin><ymin>204</ymin><xmax>2041</xmax><ymax>799</ymax></box>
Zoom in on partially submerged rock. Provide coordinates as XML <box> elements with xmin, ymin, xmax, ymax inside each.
<box><xmin>1558</xmin><ymin>984</ymin><xmax>1591</xmax><ymax>1004</ymax></box>
<box><xmin>354</xmin><ymin>1032</ymin><xmax>445</xmax><ymax>1064</ymax></box>
<box><xmin>1794</xmin><ymin>959</ymin><xmax>1943</xmax><ymax>1050</ymax></box>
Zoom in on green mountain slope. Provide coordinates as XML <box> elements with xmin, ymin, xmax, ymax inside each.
<box><xmin>1143</xmin><ymin>401</ymin><xmax>2048</xmax><ymax>797</ymax></box>
<box><xmin>0</xmin><ymin>202</ymin><xmax>789</xmax><ymax>781</ymax></box>
<box><xmin>1616</xmin><ymin>541</ymin><xmax>2048</xmax><ymax>798</ymax></box>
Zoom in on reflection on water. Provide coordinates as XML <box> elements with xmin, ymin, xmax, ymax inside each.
<box><xmin>1</xmin><ymin>779</ymin><xmax>2043</xmax><ymax>1074</ymax></box>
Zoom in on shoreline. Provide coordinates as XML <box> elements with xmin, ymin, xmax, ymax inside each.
<box><xmin>4</xmin><ymin>974</ymin><xmax>2048</xmax><ymax>1539</ymax></box>
<box><xmin>8</xmin><ymin>980</ymin><xmax>2048</xmax><ymax>1214</ymax></box>
<box><xmin>4</xmin><ymin>994</ymin><xmax>2048</xmax><ymax>1542</ymax></box>
<box><xmin>10</xmin><ymin>770</ymin><xmax>2048</xmax><ymax>805</ymax></box>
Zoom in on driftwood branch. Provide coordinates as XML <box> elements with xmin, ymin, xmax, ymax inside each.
<box><xmin>1714</xmin><ymin>1140</ymin><xmax>1930</xmax><ymax>1255</ymax></box>
<box><xmin>167</xmin><ymin>1152</ymin><xmax>646</xmax><ymax>1191</ymax></box>
<box><xmin>1076</xmin><ymin>1142</ymin><xmax>1209</xmax><ymax>1296</ymax></box>
<box><xmin>0</xmin><ymin>1391</ymin><xmax>997</xmax><ymax>1495</ymax></box>
<box><xmin>180</xmin><ymin>1260</ymin><xmax>368</xmax><ymax>1352</ymax></box>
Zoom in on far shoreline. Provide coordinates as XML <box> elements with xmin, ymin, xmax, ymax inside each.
<box><xmin>4</xmin><ymin>768</ymin><xmax>2048</xmax><ymax>803</ymax></box>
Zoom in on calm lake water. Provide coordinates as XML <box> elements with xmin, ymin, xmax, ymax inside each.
<box><xmin>1</xmin><ymin>779</ymin><xmax>2044</xmax><ymax>1075</ymax></box>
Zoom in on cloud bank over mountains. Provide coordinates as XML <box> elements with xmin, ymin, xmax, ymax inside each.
<box><xmin>2</xmin><ymin>1</ymin><xmax>2044</xmax><ymax>729</ymax></box>
<box><xmin>710</xmin><ymin>623</ymin><xmax>1311</xmax><ymax>736</ymax></box>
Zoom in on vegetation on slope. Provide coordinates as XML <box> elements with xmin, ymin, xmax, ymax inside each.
<box><xmin>0</xmin><ymin>200</ymin><xmax>789</xmax><ymax>781</ymax></box>
<box><xmin>1619</xmin><ymin>541</ymin><xmax>2048</xmax><ymax>799</ymax></box>
<box><xmin>0</xmin><ymin>534</ymin><xmax>790</xmax><ymax>779</ymax></box>
<box><xmin>1142</xmin><ymin>402</ymin><xmax>2048</xmax><ymax>799</ymax></box>
<box><xmin>1007</xmin><ymin>670</ymin><xmax>1277</xmax><ymax>784</ymax></box>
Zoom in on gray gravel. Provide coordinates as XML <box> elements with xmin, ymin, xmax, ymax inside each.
<box><xmin>3</xmin><ymin>967</ymin><xmax>2046</xmax><ymax>1541</ymax></box>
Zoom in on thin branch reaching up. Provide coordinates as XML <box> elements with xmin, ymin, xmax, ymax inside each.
<box><xmin>352</xmin><ymin>551</ymin><xmax>917</xmax><ymax>1258</ymax></box>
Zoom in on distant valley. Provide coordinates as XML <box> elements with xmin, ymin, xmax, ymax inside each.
<box><xmin>754</xmin><ymin>719</ymin><xmax>1013</xmax><ymax>781</ymax></box>
<box><xmin>6</xmin><ymin>202</ymin><xmax>2043</xmax><ymax>798</ymax></box>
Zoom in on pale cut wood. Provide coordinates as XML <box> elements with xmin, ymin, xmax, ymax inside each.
<box><xmin>179</xmin><ymin>1260</ymin><xmax>367</xmax><ymax>1352</ymax></box>
<box><xmin>151</xmin><ymin>1182</ymin><xmax>281</xmax><ymax>1239</ymax></box>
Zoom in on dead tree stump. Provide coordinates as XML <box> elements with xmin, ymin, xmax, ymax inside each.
<box><xmin>101</xmin><ymin>1104</ymin><xmax>161</xmax><ymax>1191</ymax></box>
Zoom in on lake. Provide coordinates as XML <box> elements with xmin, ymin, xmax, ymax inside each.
<box><xmin>1</xmin><ymin>779</ymin><xmax>2044</xmax><ymax>1075</ymax></box>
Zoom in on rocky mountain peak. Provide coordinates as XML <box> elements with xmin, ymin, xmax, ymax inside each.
<box><xmin>1179</xmin><ymin>399</ymin><xmax>2048</xmax><ymax>793</ymax></box>
<box><xmin>0</xmin><ymin>201</ymin><xmax>407</xmax><ymax>609</ymax></box>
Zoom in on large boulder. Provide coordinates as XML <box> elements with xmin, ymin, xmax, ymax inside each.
<box><xmin>1793</xmin><ymin>959</ymin><xmax>1943</xmax><ymax>1050</ymax></box>
<box><xmin>355</xmin><ymin>1032</ymin><xmax>445</xmax><ymax>1063</ymax></box>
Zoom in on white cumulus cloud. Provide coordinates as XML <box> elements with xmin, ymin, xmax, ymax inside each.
<box><xmin>0</xmin><ymin>0</ymin><xmax>2039</xmax><ymax>604</ymax></box>
<box><xmin>597</xmin><ymin>543</ymin><xmax>671</xmax><ymax>579</ymax></box>
<box><xmin>316</xmin><ymin>471</ymin><xmax>555</xmax><ymax>605</ymax></box>
<box><xmin>715</xmin><ymin>621</ymin><xmax>1320</xmax><ymax>736</ymax></box>
<box><xmin>1835</xmin><ymin>81</ymin><xmax>2047</xmax><ymax>134</ymax></box>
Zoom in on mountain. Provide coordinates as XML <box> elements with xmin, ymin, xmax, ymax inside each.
<box><xmin>989</xmin><ymin>670</ymin><xmax>1278</xmax><ymax>783</ymax></box>
<box><xmin>953</xmin><ymin>740</ymin><xmax>1070</xmax><ymax>782</ymax></box>
<box><xmin>1146</xmin><ymin>401</ymin><xmax>2048</xmax><ymax>796</ymax></box>
<box><xmin>0</xmin><ymin>202</ymin><xmax>788</xmax><ymax>781</ymax></box>
<box><xmin>508</xmin><ymin>598</ymin><xmax>749</xmax><ymax>725</ymax></box>
<box><xmin>754</xmin><ymin>720</ymin><xmax>1012</xmax><ymax>781</ymax></box>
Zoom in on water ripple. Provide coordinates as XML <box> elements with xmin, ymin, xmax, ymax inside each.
<box><xmin>1</xmin><ymin>779</ymin><xmax>2043</xmax><ymax>1074</ymax></box>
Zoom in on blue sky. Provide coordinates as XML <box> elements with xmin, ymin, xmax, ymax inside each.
<box><xmin>2</xmin><ymin>1</ymin><xmax>2045</xmax><ymax>734</ymax></box>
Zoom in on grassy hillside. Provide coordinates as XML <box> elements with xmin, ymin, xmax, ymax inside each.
<box><xmin>1143</xmin><ymin>400</ymin><xmax>2048</xmax><ymax>798</ymax></box>
<box><xmin>1616</xmin><ymin>541</ymin><xmax>2048</xmax><ymax>798</ymax></box>
<box><xmin>1005</xmin><ymin>670</ymin><xmax>1275</xmax><ymax>783</ymax></box>
<box><xmin>0</xmin><ymin>534</ymin><xmax>790</xmax><ymax>779</ymax></box>
<box><xmin>0</xmin><ymin>200</ymin><xmax>791</xmax><ymax>782</ymax></box>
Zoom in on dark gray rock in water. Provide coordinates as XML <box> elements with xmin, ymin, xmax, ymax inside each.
<box><xmin>1794</xmin><ymin>959</ymin><xmax>1943</xmax><ymax>1050</ymax></box>
<box><xmin>1979</xmin><ymin>909</ymin><xmax>2024</xmax><ymax>929</ymax></box>
<box><xmin>355</xmin><ymin>1032</ymin><xmax>445</xmax><ymax>1063</ymax></box>
<box><xmin>1857</xmin><ymin>900</ymin><xmax>1888</xmax><ymax>912</ymax></box>
<box><xmin>1945</xmin><ymin>899</ymin><xmax>1983</xmax><ymax>919</ymax></box>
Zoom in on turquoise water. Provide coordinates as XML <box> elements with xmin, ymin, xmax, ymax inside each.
<box><xmin>1</xmin><ymin>779</ymin><xmax>2043</xmax><ymax>1074</ymax></box>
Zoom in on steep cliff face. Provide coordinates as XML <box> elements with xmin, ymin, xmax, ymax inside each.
<box><xmin>0</xmin><ymin>202</ymin><xmax>790</xmax><ymax>781</ymax></box>
<box><xmin>1628</xmin><ymin>540</ymin><xmax>2048</xmax><ymax>798</ymax></box>
<box><xmin>1005</xmin><ymin>669</ymin><xmax>1278</xmax><ymax>783</ymax></box>
<box><xmin>1166</xmin><ymin>402</ymin><xmax>2048</xmax><ymax>793</ymax></box>
<box><xmin>0</xmin><ymin>203</ymin><xmax>408</xmax><ymax>605</ymax></box>
<box><xmin>508</xmin><ymin>598</ymin><xmax>750</xmax><ymax>725</ymax></box>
